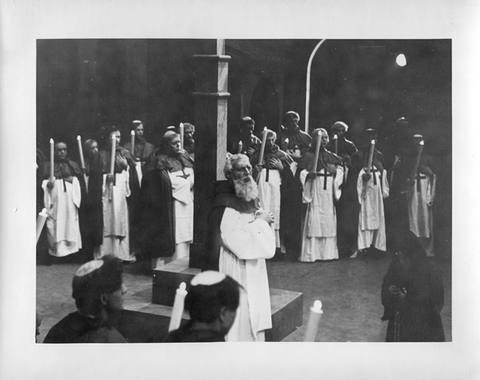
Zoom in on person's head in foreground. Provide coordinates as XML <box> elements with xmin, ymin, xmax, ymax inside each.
<box><xmin>224</xmin><ymin>153</ymin><xmax>258</xmax><ymax>202</ymax></box>
<box><xmin>165</xmin><ymin>271</ymin><xmax>241</xmax><ymax>342</ymax></box>
<box><xmin>72</xmin><ymin>255</ymin><xmax>126</xmax><ymax>319</ymax></box>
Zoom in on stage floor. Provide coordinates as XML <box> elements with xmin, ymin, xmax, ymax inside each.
<box><xmin>36</xmin><ymin>253</ymin><xmax>452</xmax><ymax>343</ymax></box>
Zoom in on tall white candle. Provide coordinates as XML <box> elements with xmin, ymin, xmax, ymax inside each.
<box><xmin>258</xmin><ymin>127</ymin><xmax>268</xmax><ymax>165</ymax></box>
<box><xmin>49</xmin><ymin>138</ymin><xmax>54</xmax><ymax>180</ymax></box>
<box><xmin>36</xmin><ymin>208</ymin><xmax>48</xmax><ymax>243</ymax></box>
<box><xmin>333</xmin><ymin>134</ymin><xmax>338</xmax><ymax>154</ymax></box>
<box><xmin>366</xmin><ymin>139</ymin><xmax>375</xmax><ymax>175</ymax></box>
<box><xmin>109</xmin><ymin>134</ymin><xmax>116</xmax><ymax>176</ymax></box>
<box><xmin>77</xmin><ymin>135</ymin><xmax>86</xmax><ymax>169</ymax></box>
<box><xmin>303</xmin><ymin>300</ymin><xmax>323</xmax><ymax>342</ymax></box>
<box><xmin>179</xmin><ymin>123</ymin><xmax>184</xmax><ymax>151</ymax></box>
<box><xmin>411</xmin><ymin>140</ymin><xmax>424</xmax><ymax>182</ymax></box>
<box><xmin>130</xmin><ymin>130</ymin><xmax>135</xmax><ymax>157</ymax></box>
<box><xmin>237</xmin><ymin>140</ymin><xmax>243</xmax><ymax>154</ymax></box>
<box><xmin>168</xmin><ymin>282</ymin><xmax>188</xmax><ymax>332</ymax></box>
<box><xmin>312</xmin><ymin>130</ymin><xmax>322</xmax><ymax>173</ymax></box>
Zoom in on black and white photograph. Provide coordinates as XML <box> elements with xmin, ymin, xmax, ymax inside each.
<box><xmin>1</xmin><ymin>1</ymin><xmax>479</xmax><ymax>379</ymax></box>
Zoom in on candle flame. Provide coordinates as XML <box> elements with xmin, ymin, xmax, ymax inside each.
<box><xmin>77</xmin><ymin>135</ymin><xmax>81</xmax><ymax>141</ymax></box>
<box><xmin>371</xmin><ymin>139</ymin><xmax>376</xmax><ymax>145</ymax></box>
<box><xmin>131</xmin><ymin>130</ymin><xmax>135</xmax><ymax>135</ymax></box>
<box><xmin>420</xmin><ymin>140</ymin><xmax>424</xmax><ymax>146</ymax></box>
<box><xmin>179</xmin><ymin>282</ymin><xmax>187</xmax><ymax>291</ymax></box>
<box><xmin>313</xmin><ymin>300</ymin><xmax>322</xmax><ymax>311</ymax></box>
<box><xmin>50</xmin><ymin>138</ymin><xmax>54</xmax><ymax>143</ymax></box>
<box><xmin>333</xmin><ymin>134</ymin><xmax>338</xmax><ymax>139</ymax></box>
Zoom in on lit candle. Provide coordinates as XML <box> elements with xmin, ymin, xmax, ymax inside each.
<box><xmin>312</xmin><ymin>130</ymin><xmax>322</xmax><ymax>173</ymax></box>
<box><xmin>179</xmin><ymin>123</ymin><xmax>184</xmax><ymax>151</ymax></box>
<box><xmin>130</xmin><ymin>130</ymin><xmax>135</xmax><ymax>157</ymax></box>
<box><xmin>333</xmin><ymin>134</ymin><xmax>338</xmax><ymax>155</ymax></box>
<box><xmin>285</xmin><ymin>137</ymin><xmax>289</xmax><ymax>150</ymax></box>
<box><xmin>168</xmin><ymin>282</ymin><xmax>188</xmax><ymax>332</ymax></box>
<box><xmin>36</xmin><ymin>208</ymin><xmax>48</xmax><ymax>243</ymax></box>
<box><xmin>258</xmin><ymin>127</ymin><xmax>268</xmax><ymax>165</ymax></box>
<box><xmin>49</xmin><ymin>138</ymin><xmax>54</xmax><ymax>181</ymax></box>
<box><xmin>237</xmin><ymin>140</ymin><xmax>243</xmax><ymax>154</ymax></box>
<box><xmin>110</xmin><ymin>134</ymin><xmax>116</xmax><ymax>176</ymax></box>
<box><xmin>303</xmin><ymin>300</ymin><xmax>323</xmax><ymax>342</ymax></box>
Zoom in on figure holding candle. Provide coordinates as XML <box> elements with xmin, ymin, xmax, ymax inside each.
<box><xmin>123</xmin><ymin>120</ymin><xmax>155</xmax><ymax>172</ymax></box>
<box><xmin>326</xmin><ymin>121</ymin><xmax>358</xmax><ymax>259</ymax></box>
<box><xmin>298</xmin><ymin>128</ymin><xmax>343</xmax><ymax>262</ymax></box>
<box><xmin>95</xmin><ymin>126</ymin><xmax>140</xmax><ymax>262</ymax></box>
<box><xmin>353</xmin><ymin>130</ymin><xmax>390</xmax><ymax>258</ymax></box>
<box><xmin>42</xmin><ymin>141</ymin><xmax>85</xmax><ymax>259</ymax></box>
<box><xmin>406</xmin><ymin>135</ymin><xmax>436</xmax><ymax>257</ymax></box>
<box><xmin>164</xmin><ymin>271</ymin><xmax>241</xmax><ymax>342</ymax></box>
<box><xmin>278</xmin><ymin>111</ymin><xmax>312</xmax><ymax>259</ymax></box>
<box><xmin>228</xmin><ymin>116</ymin><xmax>261</xmax><ymax>157</ymax></box>
<box><xmin>250</xmin><ymin>129</ymin><xmax>294</xmax><ymax>260</ymax></box>
<box><xmin>140</xmin><ymin>131</ymin><xmax>194</xmax><ymax>269</ymax></box>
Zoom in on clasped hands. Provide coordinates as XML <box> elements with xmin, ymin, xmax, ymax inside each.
<box><xmin>255</xmin><ymin>210</ymin><xmax>275</xmax><ymax>225</ymax></box>
<box><xmin>388</xmin><ymin>285</ymin><xmax>407</xmax><ymax>300</ymax></box>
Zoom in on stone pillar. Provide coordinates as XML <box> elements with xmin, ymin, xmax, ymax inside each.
<box><xmin>189</xmin><ymin>40</ymin><xmax>230</xmax><ymax>269</ymax></box>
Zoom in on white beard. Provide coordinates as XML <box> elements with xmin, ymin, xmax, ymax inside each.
<box><xmin>234</xmin><ymin>176</ymin><xmax>258</xmax><ymax>202</ymax></box>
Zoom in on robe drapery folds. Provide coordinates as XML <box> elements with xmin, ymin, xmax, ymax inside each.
<box><xmin>42</xmin><ymin>160</ymin><xmax>85</xmax><ymax>257</ymax></box>
<box><xmin>93</xmin><ymin>148</ymin><xmax>139</xmax><ymax>262</ymax></box>
<box><xmin>357</xmin><ymin>166</ymin><xmax>390</xmax><ymax>251</ymax></box>
<box><xmin>407</xmin><ymin>168</ymin><xmax>436</xmax><ymax>256</ymax></box>
<box><xmin>299</xmin><ymin>149</ymin><xmax>343</xmax><ymax>262</ymax></box>
<box><xmin>43</xmin><ymin>177</ymin><xmax>82</xmax><ymax>257</ymax></box>
<box><xmin>250</xmin><ymin>145</ymin><xmax>293</xmax><ymax>245</ymax></box>
<box><xmin>140</xmin><ymin>152</ymin><xmax>194</xmax><ymax>259</ymax></box>
<box><xmin>206</xmin><ymin>182</ymin><xmax>275</xmax><ymax>341</ymax></box>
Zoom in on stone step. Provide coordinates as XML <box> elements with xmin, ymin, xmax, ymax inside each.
<box><xmin>148</xmin><ymin>258</ymin><xmax>303</xmax><ymax>341</ymax></box>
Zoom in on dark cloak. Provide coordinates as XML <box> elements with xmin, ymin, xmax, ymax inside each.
<box><xmin>381</xmin><ymin>232</ymin><xmax>445</xmax><ymax>342</ymax></box>
<box><xmin>140</xmin><ymin>151</ymin><xmax>194</xmax><ymax>259</ymax></box>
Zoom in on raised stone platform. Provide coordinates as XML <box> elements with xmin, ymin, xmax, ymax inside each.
<box><xmin>148</xmin><ymin>258</ymin><xmax>303</xmax><ymax>341</ymax></box>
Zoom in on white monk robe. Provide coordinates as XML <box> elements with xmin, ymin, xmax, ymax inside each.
<box><xmin>219</xmin><ymin>207</ymin><xmax>275</xmax><ymax>342</ymax></box>
<box><xmin>168</xmin><ymin>167</ymin><xmax>194</xmax><ymax>260</ymax></box>
<box><xmin>299</xmin><ymin>166</ymin><xmax>343</xmax><ymax>262</ymax></box>
<box><xmin>357</xmin><ymin>166</ymin><xmax>390</xmax><ymax>252</ymax></box>
<box><xmin>42</xmin><ymin>177</ymin><xmax>82</xmax><ymax>257</ymax></box>
<box><xmin>407</xmin><ymin>172</ymin><xmax>436</xmax><ymax>256</ymax></box>
<box><xmin>257</xmin><ymin>169</ymin><xmax>282</xmax><ymax>248</ymax></box>
<box><xmin>95</xmin><ymin>168</ymin><xmax>135</xmax><ymax>262</ymax></box>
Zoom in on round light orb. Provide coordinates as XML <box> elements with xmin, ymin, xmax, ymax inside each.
<box><xmin>396</xmin><ymin>53</ymin><xmax>407</xmax><ymax>67</ymax></box>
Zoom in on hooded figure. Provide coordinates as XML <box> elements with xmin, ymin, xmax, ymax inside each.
<box><xmin>381</xmin><ymin>231</ymin><xmax>445</xmax><ymax>342</ymax></box>
<box><xmin>140</xmin><ymin>131</ymin><xmax>194</xmax><ymax>269</ymax></box>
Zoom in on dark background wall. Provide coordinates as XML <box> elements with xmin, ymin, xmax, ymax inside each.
<box><xmin>37</xmin><ymin>38</ymin><xmax>451</xmax><ymax>258</ymax></box>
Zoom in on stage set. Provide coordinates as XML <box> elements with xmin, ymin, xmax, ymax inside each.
<box><xmin>36</xmin><ymin>39</ymin><xmax>452</xmax><ymax>342</ymax></box>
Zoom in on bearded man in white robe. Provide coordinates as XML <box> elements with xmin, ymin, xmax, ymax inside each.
<box><xmin>205</xmin><ymin>154</ymin><xmax>276</xmax><ymax>341</ymax></box>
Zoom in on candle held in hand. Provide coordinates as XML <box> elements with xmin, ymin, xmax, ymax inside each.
<box><xmin>312</xmin><ymin>130</ymin><xmax>322</xmax><ymax>173</ymax></box>
<box><xmin>49</xmin><ymin>138</ymin><xmax>54</xmax><ymax>181</ymax></box>
<box><xmin>258</xmin><ymin>127</ymin><xmax>268</xmax><ymax>165</ymax></box>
